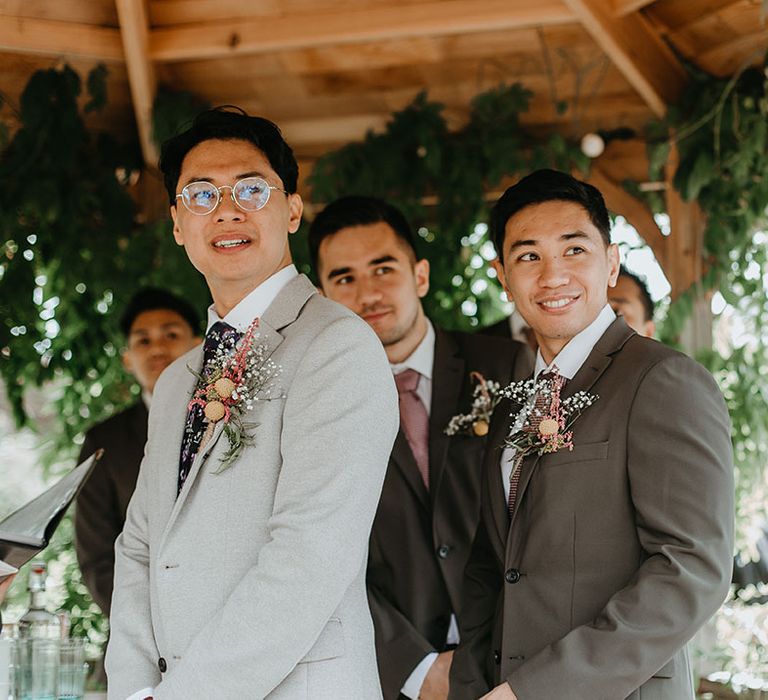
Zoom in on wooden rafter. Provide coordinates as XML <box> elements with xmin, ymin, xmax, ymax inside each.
<box><xmin>562</xmin><ymin>0</ymin><xmax>688</xmax><ymax>117</ymax></box>
<box><xmin>115</xmin><ymin>0</ymin><xmax>157</xmax><ymax>167</ymax></box>
<box><xmin>0</xmin><ymin>17</ymin><xmax>123</xmax><ymax>61</ymax></box>
<box><xmin>149</xmin><ymin>0</ymin><xmax>577</xmax><ymax>62</ymax></box>
<box><xmin>611</xmin><ymin>0</ymin><xmax>657</xmax><ymax>15</ymax></box>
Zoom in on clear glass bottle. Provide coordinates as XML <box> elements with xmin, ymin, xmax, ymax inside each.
<box><xmin>17</xmin><ymin>561</ymin><xmax>60</xmax><ymax>640</ymax></box>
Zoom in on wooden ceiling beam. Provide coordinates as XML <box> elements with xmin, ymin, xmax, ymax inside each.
<box><xmin>0</xmin><ymin>16</ymin><xmax>123</xmax><ymax>61</ymax></box>
<box><xmin>149</xmin><ymin>0</ymin><xmax>577</xmax><ymax>62</ymax></box>
<box><xmin>611</xmin><ymin>0</ymin><xmax>657</xmax><ymax>15</ymax></box>
<box><xmin>562</xmin><ymin>0</ymin><xmax>688</xmax><ymax>117</ymax></box>
<box><xmin>115</xmin><ymin>0</ymin><xmax>158</xmax><ymax>166</ymax></box>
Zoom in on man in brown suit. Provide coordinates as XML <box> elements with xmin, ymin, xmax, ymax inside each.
<box><xmin>449</xmin><ymin>170</ymin><xmax>734</xmax><ymax>700</ymax></box>
<box><xmin>309</xmin><ymin>197</ymin><xmax>532</xmax><ymax>700</ymax></box>
<box><xmin>75</xmin><ymin>288</ymin><xmax>201</xmax><ymax>615</ymax></box>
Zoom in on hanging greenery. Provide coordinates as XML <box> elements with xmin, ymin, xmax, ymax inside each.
<box><xmin>642</xmin><ymin>57</ymin><xmax>768</xmax><ymax>554</ymax></box>
<box><xmin>0</xmin><ymin>66</ymin><xmax>210</xmax><ymax>446</ymax></box>
<box><xmin>303</xmin><ymin>84</ymin><xmax>589</xmax><ymax>330</ymax></box>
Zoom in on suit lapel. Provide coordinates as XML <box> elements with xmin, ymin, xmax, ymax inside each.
<box><xmin>156</xmin><ymin>347</ymin><xmax>203</xmax><ymax>546</ymax></box>
<box><xmin>160</xmin><ymin>274</ymin><xmax>318</xmax><ymax>543</ymax></box>
<box><xmin>391</xmin><ymin>430</ymin><xmax>430</xmax><ymax>510</ymax></box>
<box><xmin>484</xmin><ymin>396</ymin><xmax>514</xmax><ymax>558</ymax></box>
<box><xmin>506</xmin><ymin>318</ymin><xmax>635</xmax><ymax>538</ymax></box>
<box><xmin>428</xmin><ymin>328</ymin><xmax>465</xmax><ymax>501</ymax></box>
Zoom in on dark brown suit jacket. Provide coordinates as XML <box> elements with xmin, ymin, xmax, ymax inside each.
<box><xmin>450</xmin><ymin>318</ymin><xmax>734</xmax><ymax>700</ymax></box>
<box><xmin>368</xmin><ymin>327</ymin><xmax>532</xmax><ymax>699</ymax></box>
<box><xmin>75</xmin><ymin>401</ymin><xmax>148</xmax><ymax>615</ymax></box>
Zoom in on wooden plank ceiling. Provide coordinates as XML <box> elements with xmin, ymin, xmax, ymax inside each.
<box><xmin>0</xmin><ymin>0</ymin><xmax>765</xmax><ymax>178</ymax></box>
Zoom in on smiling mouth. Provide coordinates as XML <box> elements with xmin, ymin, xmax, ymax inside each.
<box><xmin>213</xmin><ymin>239</ymin><xmax>249</xmax><ymax>249</ymax></box>
<box><xmin>539</xmin><ymin>296</ymin><xmax>578</xmax><ymax>310</ymax></box>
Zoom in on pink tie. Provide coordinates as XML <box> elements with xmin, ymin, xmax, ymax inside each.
<box><xmin>508</xmin><ymin>371</ymin><xmax>566</xmax><ymax>518</ymax></box>
<box><xmin>395</xmin><ymin>369</ymin><xmax>430</xmax><ymax>489</ymax></box>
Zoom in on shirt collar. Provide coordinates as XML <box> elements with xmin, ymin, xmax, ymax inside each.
<box><xmin>206</xmin><ymin>265</ymin><xmax>298</xmax><ymax>333</ymax></box>
<box><xmin>534</xmin><ymin>304</ymin><xmax>616</xmax><ymax>380</ymax></box>
<box><xmin>390</xmin><ymin>319</ymin><xmax>435</xmax><ymax>380</ymax></box>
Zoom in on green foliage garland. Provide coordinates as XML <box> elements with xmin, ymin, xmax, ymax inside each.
<box><xmin>304</xmin><ymin>85</ymin><xmax>588</xmax><ymax>330</ymax></box>
<box><xmin>645</xmin><ymin>57</ymin><xmax>768</xmax><ymax>551</ymax></box>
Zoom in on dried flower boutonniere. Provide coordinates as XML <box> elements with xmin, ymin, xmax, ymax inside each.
<box><xmin>445</xmin><ymin>372</ymin><xmax>503</xmax><ymax>437</ymax></box>
<box><xmin>188</xmin><ymin>318</ymin><xmax>283</xmax><ymax>473</ymax></box>
<box><xmin>501</xmin><ymin>369</ymin><xmax>597</xmax><ymax>473</ymax></box>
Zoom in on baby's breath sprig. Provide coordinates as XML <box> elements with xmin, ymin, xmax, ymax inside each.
<box><xmin>188</xmin><ymin>318</ymin><xmax>284</xmax><ymax>473</ymax></box>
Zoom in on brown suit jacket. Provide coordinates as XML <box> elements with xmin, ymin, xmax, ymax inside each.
<box><xmin>368</xmin><ymin>327</ymin><xmax>532</xmax><ymax>699</ymax></box>
<box><xmin>449</xmin><ymin>318</ymin><xmax>734</xmax><ymax>700</ymax></box>
<box><xmin>75</xmin><ymin>400</ymin><xmax>148</xmax><ymax>615</ymax></box>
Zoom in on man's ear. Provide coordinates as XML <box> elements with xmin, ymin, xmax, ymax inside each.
<box><xmin>287</xmin><ymin>194</ymin><xmax>303</xmax><ymax>234</ymax></box>
<box><xmin>414</xmin><ymin>258</ymin><xmax>430</xmax><ymax>298</ymax></box>
<box><xmin>607</xmin><ymin>244</ymin><xmax>620</xmax><ymax>287</ymax></box>
<box><xmin>171</xmin><ymin>205</ymin><xmax>184</xmax><ymax>246</ymax></box>
<box><xmin>121</xmin><ymin>349</ymin><xmax>134</xmax><ymax>376</ymax></box>
<box><xmin>492</xmin><ymin>258</ymin><xmax>512</xmax><ymax>302</ymax></box>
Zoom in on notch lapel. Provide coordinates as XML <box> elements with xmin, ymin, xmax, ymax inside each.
<box><xmin>391</xmin><ymin>430</ymin><xmax>430</xmax><ymax>510</ymax></box>
<box><xmin>428</xmin><ymin>329</ymin><xmax>465</xmax><ymax>500</ymax></box>
<box><xmin>484</xmin><ymin>396</ymin><xmax>515</xmax><ymax>558</ymax></box>
<box><xmin>506</xmin><ymin>317</ymin><xmax>635</xmax><ymax>539</ymax></box>
<box><xmin>159</xmin><ymin>274</ymin><xmax>317</xmax><ymax>547</ymax></box>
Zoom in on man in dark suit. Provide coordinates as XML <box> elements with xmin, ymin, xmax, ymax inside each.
<box><xmin>75</xmin><ymin>288</ymin><xmax>201</xmax><ymax>615</ymax></box>
<box><xmin>309</xmin><ymin>196</ymin><xmax>532</xmax><ymax>700</ymax></box>
<box><xmin>608</xmin><ymin>265</ymin><xmax>656</xmax><ymax>338</ymax></box>
<box><xmin>449</xmin><ymin>170</ymin><xmax>734</xmax><ymax>700</ymax></box>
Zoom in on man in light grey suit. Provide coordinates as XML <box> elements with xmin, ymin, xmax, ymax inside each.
<box><xmin>105</xmin><ymin>107</ymin><xmax>399</xmax><ymax>700</ymax></box>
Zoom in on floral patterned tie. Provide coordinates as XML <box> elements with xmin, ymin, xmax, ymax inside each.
<box><xmin>177</xmin><ymin>322</ymin><xmax>241</xmax><ymax>496</ymax></box>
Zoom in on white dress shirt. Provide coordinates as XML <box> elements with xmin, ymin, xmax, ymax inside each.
<box><xmin>205</xmin><ymin>264</ymin><xmax>299</xmax><ymax>333</ymax></box>
<box><xmin>500</xmin><ymin>305</ymin><xmax>616</xmax><ymax>502</ymax></box>
<box><xmin>126</xmin><ymin>264</ymin><xmax>299</xmax><ymax>700</ymax></box>
<box><xmin>390</xmin><ymin>321</ymin><xmax>460</xmax><ymax>699</ymax></box>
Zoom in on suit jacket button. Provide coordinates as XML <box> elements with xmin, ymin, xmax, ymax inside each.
<box><xmin>437</xmin><ymin>544</ymin><xmax>451</xmax><ymax>559</ymax></box>
<box><xmin>158</xmin><ymin>657</ymin><xmax>167</xmax><ymax>673</ymax></box>
<box><xmin>493</xmin><ymin>650</ymin><xmax>501</xmax><ymax>664</ymax></box>
<box><xmin>504</xmin><ymin>568</ymin><xmax>521</xmax><ymax>584</ymax></box>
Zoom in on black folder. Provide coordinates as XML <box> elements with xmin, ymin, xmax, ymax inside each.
<box><xmin>0</xmin><ymin>450</ymin><xmax>103</xmax><ymax>569</ymax></box>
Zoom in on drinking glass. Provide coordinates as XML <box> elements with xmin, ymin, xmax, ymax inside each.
<box><xmin>57</xmin><ymin>639</ymin><xmax>87</xmax><ymax>700</ymax></box>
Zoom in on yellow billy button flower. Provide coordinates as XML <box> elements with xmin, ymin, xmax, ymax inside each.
<box><xmin>204</xmin><ymin>400</ymin><xmax>226</xmax><ymax>423</ymax></box>
<box><xmin>472</xmin><ymin>419</ymin><xmax>490</xmax><ymax>436</ymax></box>
<box><xmin>538</xmin><ymin>418</ymin><xmax>559</xmax><ymax>437</ymax></box>
<box><xmin>214</xmin><ymin>377</ymin><xmax>236</xmax><ymax>399</ymax></box>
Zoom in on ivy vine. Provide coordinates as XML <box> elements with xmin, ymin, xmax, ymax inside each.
<box><xmin>643</xmin><ymin>57</ymin><xmax>768</xmax><ymax>552</ymax></box>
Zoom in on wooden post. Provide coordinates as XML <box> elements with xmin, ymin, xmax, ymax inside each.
<box><xmin>665</xmin><ymin>144</ymin><xmax>711</xmax><ymax>355</ymax></box>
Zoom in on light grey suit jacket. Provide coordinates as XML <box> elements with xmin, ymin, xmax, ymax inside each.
<box><xmin>105</xmin><ymin>275</ymin><xmax>399</xmax><ymax>700</ymax></box>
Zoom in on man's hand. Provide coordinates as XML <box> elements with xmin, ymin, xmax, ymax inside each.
<box><xmin>479</xmin><ymin>682</ymin><xmax>517</xmax><ymax>700</ymax></box>
<box><xmin>419</xmin><ymin>650</ymin><xmax>454</xmax><ymax>700</ymax></box>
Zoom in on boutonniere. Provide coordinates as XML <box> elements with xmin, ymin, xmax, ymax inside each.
<box><xmin>188</xmin><ymin>318</ymin><xmax>283</xmax><ymax>473</ymax></box>
<box><xmin>445</xmin><ymin>372</ymin><xmax>503</xmax><ymax>437</ymax></box>
<box><xmin>501</xmin><ymin>370</ymin><xmax>597</xmax><ymax>462</ymax></box>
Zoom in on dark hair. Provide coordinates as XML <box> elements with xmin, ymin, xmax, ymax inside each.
<box><xmin>308</xmin><ymin>195</ymin><xmax>418</xmax><ymax>276</ymax></box>
<box><xmin>618</xmin><ymin>265</ymin><xmax>655</xmax><ymax>322</ymax></box>
<box><xmin>490</xmin><ymin>169</ymin><xmax>611</xmax><ymax>259</ymax></box>
<box><xmin>159</xmin><ymin>106</ymin><xmax>299</xmax><ymax>205</ymax></box>
<box><xmin>119</xmin><ymin>288</ymin><xmax>202</xmax><ymax>337</ymax></box>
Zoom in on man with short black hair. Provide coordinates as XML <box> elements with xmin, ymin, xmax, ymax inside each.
<box><xmin>106</xmin><ymin>108</ymin><xmax>398</xmax><ymax>700</ymax></box>
<box><xmin>310</xmin><ymin>195</ymin><xmax>531</xmax><ymax>700</ymax></box>
<box><xmin>450</xmin><ymin>169</ymin><xmax>734</xmax><ymax>700</ymax></box>
<box><xmin>75</xmin><ymin>287</ymin><xmax>201</xmax><ymax>616</ymax></box>
<box><xmin>609</xmin><ymin>265</ymin><xmax>656</xmax><ymax>337</ymax></box>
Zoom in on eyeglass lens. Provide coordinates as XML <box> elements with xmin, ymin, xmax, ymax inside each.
<box><xmin>181</xmin><ymin>177</ymin><xmax>272</xmax><ymax>214</ymax></box>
